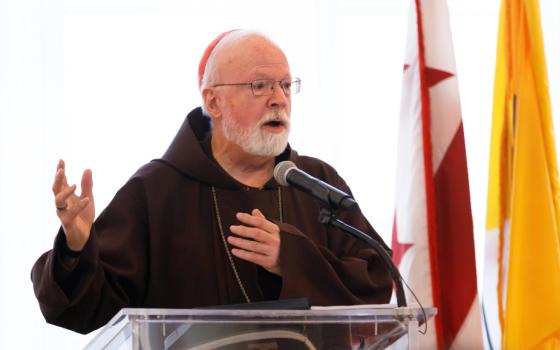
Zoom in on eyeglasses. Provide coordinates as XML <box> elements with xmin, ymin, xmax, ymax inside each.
<box><xmin>212</xmin><ymin>78</ymin><xmax>301</xmax><ymax>96</ymax></box>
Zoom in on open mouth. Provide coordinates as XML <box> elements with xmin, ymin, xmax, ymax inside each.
<box><xmin>263</xmin><ymin>120</ymin><xmax>285</xmax><ymax>128</ymax></box>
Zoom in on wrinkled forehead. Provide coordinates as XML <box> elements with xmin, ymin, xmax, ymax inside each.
<box><xmin>215</xmin><ymin>35</ymin><xmax>290</xmax><ymax>80</ymax></box>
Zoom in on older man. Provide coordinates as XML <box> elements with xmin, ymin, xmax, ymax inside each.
<box><xmin>32</xmin><ymin>30</ymin><xmax>392</xmax><ymax>334</ymax></box>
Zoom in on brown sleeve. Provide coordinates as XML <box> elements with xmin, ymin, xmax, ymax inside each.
<box><xmin>30</xmin><ymin>177</ymin><xmax>148</xmax><ymax>334</ymax></box>
<box><xmin>276</xmin><ymin>219</ymin><xmax>393</xmax><ymax>306</ymax></box>
<box><xmin>274</xmin><ymin>158</ymin><xmax>393</xmax><ymax>306</ymax></box>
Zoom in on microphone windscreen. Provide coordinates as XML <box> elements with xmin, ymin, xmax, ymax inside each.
<box><xmin>274</xmin><ymin>161</ymin><xmax>297</xmax><ymax>186</ymax></box>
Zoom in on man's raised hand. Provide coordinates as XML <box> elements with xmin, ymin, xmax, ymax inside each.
<box><xmin>52</xmin><ymin>159</ymin><xmax>95</xmax><ymax>252</ymax></box>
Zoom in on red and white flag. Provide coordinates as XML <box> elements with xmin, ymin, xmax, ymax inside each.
<box><xmin>392</xmin><ymin>0</ymin><xmax>483</xmax><ymax>348</ymax></box>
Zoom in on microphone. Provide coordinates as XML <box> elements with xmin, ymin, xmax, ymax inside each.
<box><xmin>274</xmin><ymin>161</ymin><xmax>358</xmax><ymax>211</ymax></box>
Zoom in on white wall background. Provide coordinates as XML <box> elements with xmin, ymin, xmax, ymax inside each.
<box><xmin>0</xmin><ymin>0</ymin><xmax>558</xmax><ymax>348</ymax></box>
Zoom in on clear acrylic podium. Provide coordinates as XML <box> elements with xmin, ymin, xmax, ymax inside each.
<box><xmin>85</xmin><ymin>306</ymin><xmax>436</xmax><ymax>350</ymax></box>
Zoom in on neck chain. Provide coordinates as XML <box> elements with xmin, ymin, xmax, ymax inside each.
<box><xmin>211</xmin><ymin>186</ymin><xmax>283</xmax><ymax>303</ymax></box>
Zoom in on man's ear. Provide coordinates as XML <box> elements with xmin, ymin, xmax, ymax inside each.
<box><xmin>202</xmin><ymin>88</ymin><xmax>222</xmax><ymax>120</ymax></box>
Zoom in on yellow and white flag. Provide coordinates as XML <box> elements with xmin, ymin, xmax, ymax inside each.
<box><xmin>484</xmin><ymin>0</ymin><xmax>560</xmax><ymax>348</ymax></box>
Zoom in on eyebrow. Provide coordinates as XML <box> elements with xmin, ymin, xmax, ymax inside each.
<box><xmin>251</xmin><ymin>74</ymin><xmax>292</xmax><ymax>81</ymax></box>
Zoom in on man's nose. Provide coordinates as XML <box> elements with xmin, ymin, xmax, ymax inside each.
<box><xmin>268</xmin><ymin>82</ymin><xmax>289</xmax><ymax>108</ymax></box>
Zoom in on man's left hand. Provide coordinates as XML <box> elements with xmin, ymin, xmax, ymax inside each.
<box><xmin>228</xmin><ymin>209</ymin><xmax>281</xmax><ymax>276</ymax></box>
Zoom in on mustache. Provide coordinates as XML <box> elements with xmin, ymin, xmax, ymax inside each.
<box><xmin>259</xmin><ymin>111</ymin><xmax>290</xmax><ymax>127</ymax></box>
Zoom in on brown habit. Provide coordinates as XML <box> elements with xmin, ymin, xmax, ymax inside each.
<box><xmin>31</xmin><ymin>108</ymin><xmax>392</xmax><ymax>334</ymax></box>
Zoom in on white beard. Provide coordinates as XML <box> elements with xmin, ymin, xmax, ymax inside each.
<box><xmin>221</xmin><ymin>110</ymin><xmax>290</xmax><ymax>157</ymax></box>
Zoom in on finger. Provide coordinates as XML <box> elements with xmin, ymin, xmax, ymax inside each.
<box><xmin>231</xmin><ymin>248</ymin><xmax>268</xmax><ymax>266</ymax></box>
<box><xmin>236</xmin><ymin>212</ymin><xmax>279</xmax><ymax>233</ymax></box>
<box><xmin>227</xmin><ymin>236</ymin><xmax>270</xmax><ymax>255</ymax></box>
<box><xmin>250</xmin><ymin>209</ymin><xmax>281</xmax><ymax>235</ymax></box>
<box><xmin>80</xmin><ymin>169</ymin><xmax>93</xmax><ymax>198</ymax></box>
<box><xmin>52</xmin><ymin>164</ymin><xmax>69</xmax><ymax>194</ymax></box>
<box><xmin>54</xmin><ymin>184</ymin><xmax>77</xmax><ymax>207</ymax></box>
<box><xmin>58</xmin><ymin>159</ymin><xmax>69</xmax><ymax>187</ymax></box>
<box><xmin>252</xmin><ymin>208</ymin><xmax>265</xmax><ymax>218</ymax></box>
<box><xmin>230</xmin><ymin>224</ymin><xmax>274</xmax><ymax>243</ymax></box>
<box><xmin>52</xmin><ymin>168</ymin><xmax>64</xmax><ymax>194</ymax></box>
<box><xmin>231</xmin><ymin>248</ymin><xmax>281</xmax><ymax>275</ymax></box>
<box><xmin>57</xmin><ymin>159</ymin><xmax>65</xmax><ymax>173</ymax></box>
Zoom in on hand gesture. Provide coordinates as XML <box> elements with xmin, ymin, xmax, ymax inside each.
<box><xmin>52</xmin><ymin>159</ymin><xmax>95</xmax><ymax>251</ymax></box>
<box><xmin>227</xmin><ymin>209</ymin><xmax>282</xmax><ymax>276</ymax></box>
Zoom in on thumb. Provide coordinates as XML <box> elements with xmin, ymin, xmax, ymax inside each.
<box><xmin>81</xmin><ymin>169</ymin><xmax>94</xmax><ymax>199</ymax></box>
<box><xmin>252</xmin><ymin>208</ymin><xmax>265</xmax><ymax>218</ymax></box>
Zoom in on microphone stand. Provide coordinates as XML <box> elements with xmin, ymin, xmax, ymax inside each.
<box><xmin>318</xmin><ymin>209</ymin><xmax>407</xmax><ymax>307</ymax></box>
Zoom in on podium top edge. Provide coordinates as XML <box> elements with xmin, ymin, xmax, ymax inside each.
<box><xmin>107</xmin><ymin>305</ymin><xmax>436</xmax><ymax>325</ymax></box>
